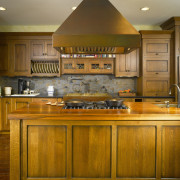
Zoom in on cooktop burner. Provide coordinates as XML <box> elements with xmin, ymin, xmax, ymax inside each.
<box><xmin>63</xmin><ymin>101</ymin><xmax>129</xmax><ymax>110</ymax></box>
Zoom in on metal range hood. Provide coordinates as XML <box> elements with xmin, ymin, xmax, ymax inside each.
<box><xmin>53</xmin><ymin>0</ymin><xmax>141</xmax><ymax>54</ymax></box>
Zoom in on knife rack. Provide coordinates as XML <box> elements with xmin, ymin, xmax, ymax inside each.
<box><xmin>31</xmin><ymin>60</ymin><xmax>59</xmax><ymax>75</ymax></box>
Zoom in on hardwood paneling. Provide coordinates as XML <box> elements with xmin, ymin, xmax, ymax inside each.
<box><xmin>27</xmin><ymin>125</ymin><xmax>67</xmax><ymax>178</ymax></box>
<box><xmin>143</xmin><ymin>77</ymin><xmax>170</xmax><ymax>96</ymax></box>
<box><xmin>10</xmin><ymin>40</ymin><xmax>30</xmax><ymax>76</ymax></box>
<box><xmin>0</xmin><ymin>42</ymin><xmax>9</xmax><ymax>76</ymax></box>
<box><xmin>0</xmin><ymin>134</ymin><xmax>10</xmax><ymax>180</ymax></box>
<box><xmin>115</xmin><ymin>49</ymin><xmax>139</xmax><ymax>77</ymax></box>
<box><xmin>117</xmin><ymin>126</ymin><xmax>156</xmax><ymax>178</ymax></box>
<box><xmin>1</xmin><ymin>99</ymin><xmax>12</xmax><ymax>131</ymax></box>
<box><xmin>143</xmin><ymin>39</ymin><xmax>170</xmax><ymax>56</ymax></box>
<box><xmin>72</xmin><ymin>126</ymin><xmax>111</xmax><ymax>178</ymax></box>
<box><xmin>162</xmin><ymin>126</ymin><xmax>180</xmax><ymax>178</ymax></box>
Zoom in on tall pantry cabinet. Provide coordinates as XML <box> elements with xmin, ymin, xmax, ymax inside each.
<box><xmin>137</xmin><ymin>31</ymin><xmax>173</xmax><ymax>96</ymax></box>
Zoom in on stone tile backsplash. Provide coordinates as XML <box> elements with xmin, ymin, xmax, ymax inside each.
<box><xmin>0</xmin><ymin>75</ymin><xmax>137</xmax><ymax>95</ymax></box>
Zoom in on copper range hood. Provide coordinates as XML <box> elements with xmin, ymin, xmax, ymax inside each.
<box><xmin>53</xmin><ymin>0</ymin><xmax>141</xmax><ymax>54</ymax></box>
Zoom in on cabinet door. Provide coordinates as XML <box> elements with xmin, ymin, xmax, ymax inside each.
<box><xmin>74</xmin><ymin>59</ymin><xmax>88</xmax><ymax>74</ymax></box>
<box><xmin>10</xmin><ymin>40</ymin><xmax>30</xmax><ymax>76</ymax></box>
<box><xmin>0</xmin><ymin>41</ymin><xmax>9</xmax><ymax>76</ymax></box>
<box><xmin>143</xmin><ymin>77</ymin><xmax>170</xmax><ymax>96</ymax></box>
<box><xmin>12</xmin><ymin>98</ymin><xmax>32</xmax><ymax>111</ymax></box>
<box><xmin>1</xmin><ymin>98</ymin><xmax>12</xmax><ymax>131</ymax></box>
<box><xmin>115</xmin><ymin>49</ymin><xmax>139</xmax><ymax>77</ymax></box>
<box><xmin>88</xmin><ymin>60</ymin><xmax>102</xmax><ymax>73</ymax></box>
<box><xmin>143</xmin><ymin>57</ymin><xmax>170</xmax><ymax>77</ymax></box>
<box><xmin>101</xmin><ymin>59</ymin><xmax>114</xmax><ymax>74</ymax></box>
<box><xmin>61</xmin><ymin>59</ymin><xmax>74</xmax><ymax>74</ymax></box>
<box><xmin>45</xmin><ymin>40</ymin><xmax>59</xmax><ymax>60</ymax></box>
<box><xmin>143</xmin><ymin>39</ymin><xmax>170</xmax><ymax>57</ymax></box>
<box><xmin>31</xmin><ymin>40</ymin><xmax>45</xmax><ymax>59</ymax></box>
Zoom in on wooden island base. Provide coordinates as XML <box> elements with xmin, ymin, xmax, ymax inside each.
<box><xmin>9</xmin><ymin>102</ymin><xmax>180</xmax><ymax>180</ymax></box>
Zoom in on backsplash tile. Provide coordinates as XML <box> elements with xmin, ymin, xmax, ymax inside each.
<box><xmin>0</xmin><ymin>75</ymin><xmax>137</xmax><ymax>95</ymax></box>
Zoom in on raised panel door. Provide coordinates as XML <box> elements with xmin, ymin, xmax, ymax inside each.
<box><xmin>11</xmin><ymin>40</ymin><xmax>30</xmax><ymax>76</ymax></box>
<box><xmin>143</xmin><ymin>57</ymin><xmax>170</xmax><ymax>77</ymax></box>
<box><xmin>12</xmin><ymin>98</ymin><xmax>32</xmax><ymax>111</ymax></box>
<box><xmin>45</xmin><ymin>40</ymin><xmax>59</xmax><ymax>60</ymax></box>
<box><xmin>73</xmin><ymin>59</ymin><xmax>87</xmax><ymax>74</ymax></box>
<box><xmin>115</xmin><ymin>49</ymin><xmax>139</xmax><ymax>77</ymax></box>
<box><xmin>1</xmin><ymin>98</ymin><xmax>12</xmax><ymax>131</ymax></box>
<box><xmin>0</xmin><ymin>41</ymin><xmax>9</xmax><ymax>76</ymax></box>
<box><xmin>143</xmin><ymin>39</ymin><xmax>170</xmax><ymax>57</ymax></box>
<box><xmin>143</xmin><ymin>77</ymin><xmax>170</xmax><ymax>96</ymax></box>
<box><xmin>88</xmin><ymin>60</ymin><xmax>102</xmax><ymax>74</ymax></box>
<box><xmin>117</xmin><ymin>126</ymin><xmax>156</xmax><ymax>178</ymax></box>
<box><xmin>61</xmin><ymin>59</ymin><xmax>75</xmax><ymax>74</ymax></box>
<box><xmin>30</xmin><ymin>40</ymin><xmax>45</xmax><ymax>59</ymax></box>
<box><xmin>162</xmin><ymin>126</ymin><xmax>180</xmax><ymax>178</ymax></box>
<box><xmin>101</xmin><ymin>59</ymin><xmax>114</xmax><ymax>74</ymax></box>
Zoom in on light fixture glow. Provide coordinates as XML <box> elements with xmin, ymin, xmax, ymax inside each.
<box><xmin>140</xmin><ymin>7</ymin><xmax>150</xmax><ymax>11</ymax></box>
<box><xmin>0</xmin><ymin>7</ymin><xmax>6</xmax><ymax>11</ymax></box>
<box><xmin>72</xmin><ymin>7</ymin><xmax>77</xmax><ymax>11</ymax></box>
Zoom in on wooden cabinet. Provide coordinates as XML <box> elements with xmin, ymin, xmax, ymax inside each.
<box><xmin>0</xmin><ymin>41</ymin><xmax>10</xmax><ymax>76</ymax></box>
<box><xmin>31</xmin><ymin>40</ymin><xmax>59</xmax><ymax>60</ymax></box>
<box><xmin>32</xmin><ymin>98</ymin><xmax>60</xmax><ymax>103</ymax></box>
<box><xmin>143</xmin><ymin>39</ymin><xmax>170</xmax><ymax>57</ymax></box>
<box><xmin>143</xmin><ymin>77</ymin><xmax>170</xmax><ymax>96</ymax></box>
<box><xmin>0</xmin><ymin>132</ymin><xmax>10</xmax><ymax>180</ymax></box>
<box><xmin>9</xmin><ymin>40</ymin><xmax>30</xmax><ymax>76</ymax></box>
<box><xmin>1</xmin><ymin>98</ymin><xmax>12</xmax><ymax>131</ymax></box>
<box><xmin>143</xmin><ymin>98</ymin><xmax>174</xmax><ymax>103</ymax></box>
<box><xmin>61</xmin><ymin>58</ymin><xmax>114</xmax><ymax>74</ymax></box>
<box><xmin>115</xmin><ymin>49</ymin><xmax>139</xmax><ymax>77</ymax></box>
<box><xmin>11</xmin><ymin>98</ymin><xmax>32</xmax><ymax>111</ymax></box>
<box><xmin>138</xmin><ymin>31</ymin><xmax>172</xmax><ymax>97</ymax></box>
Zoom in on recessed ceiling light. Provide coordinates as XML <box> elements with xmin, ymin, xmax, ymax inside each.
<box><xmin>140</xmin><ymin>7</ymin><xmax>150</xmax><ymax>11</ymax></box>
<box><xmin>0</xmin><ymin>7</ymin><xmax>6</xmax><ymax>11</ymax></box>
<box><xmin>72</xmin><ymin>7</ymin><xmax>77</xmax><ymax>11</ymax></box>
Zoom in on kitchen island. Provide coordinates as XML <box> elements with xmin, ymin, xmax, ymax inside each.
<box><xmin>9</xmin><ymin>102</ymin><xmax>180</xmax><ymax>180</ymax></box>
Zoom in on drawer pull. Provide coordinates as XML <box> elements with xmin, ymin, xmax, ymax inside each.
<box><xmin>156</xmin><ymin>73</ymin><xmax>159</xmax><ymax>74</ymax></box>
<box><xmin>42</xmin><ymin>100</ymin><xmax>48</xmax><ymax>102</ymax></box>
<box><xmin>156</xmin><ymin>53</ymin><xmax>159</xmax><ymax>55</ymax></box>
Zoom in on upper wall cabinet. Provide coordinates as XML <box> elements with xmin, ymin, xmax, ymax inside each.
<box><xmin>0</xmin><ymin>40</ymin><xmax>10</xmax><ymax>76</ymax></box>
<box><xmin>9</xmin><ymin>40</ymin><xmax>31</xmax><ymax>76</ymax></box>
<box><xmin>115</xmin><ymin>49</ymin><xmax>139</xmax><ymax>77</ymax></box>
<box><xmin>30</xmin><ymin>40</ymin><xmax>59</xmax><ymax>60</ymax></box>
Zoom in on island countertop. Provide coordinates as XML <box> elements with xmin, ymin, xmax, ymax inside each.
<box><xmin>8</xmin><ymin>102</ymin><xmax>180</xmax><ymax>120</ymax></box>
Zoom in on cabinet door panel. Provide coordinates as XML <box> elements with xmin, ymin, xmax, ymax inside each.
<box><xmin>11</xmin><ymin>40</ymin><xmax>30</xmax><ymax>76</ymax></box>
<box><xmin>12</xmin><ymin>98</ymin><xmax>32</xmax><ymax>111</ymax></box>
<box><xmin>1</xmin><ymin>99</ymin><xmax>12</xmax><ymax>131</ymax></box>
<box><xmin>143</xmin><ymin>57</ymin><xmax>170</xmax><ymax>77</ymax></box>
<box><xmin>61</xmin><ymin>59</ymin><xmax>74</xmax><ymax>74</ymax></box>
<box><xmin>143</xmin><ymin>39</ymin><xmax>170</xmax><ymax>56</ymax></box>
<box><xmin>31</xmin><ymin>40</ymin><xmax>44</xmax><ymax>59</ymax></box>
<box><xmin>115</xmin><ymin>49</ymin><xmax>139</xmax><ymax>77</ymax></box>
<box><xmin>143</xmin><ymin>77</ymin><xmax>170</xmax><ymax>96</ymax></box>
<box><xmin>45</xmin><ymin>40</ymin><xmax>59</xmax><ymax>59</ymax></box>
<box><xmin>0</xmin><ymin>42</ymin><xmax>9</xmax><ymax>76</ymax></box>
<box><xmin>117</xmin><ymin>126</ymin><xmax>156</xmax><ymax>178</ymax></box>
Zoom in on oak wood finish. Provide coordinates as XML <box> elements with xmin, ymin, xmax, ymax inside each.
<box><xmin>8</xmin><ymin>102</ymin><xmax>180</xmax><ymax>180</ymax></box>
<box><xmin>115</xmin><ymin>49</ymin><xmax>139</xmax><ymax>77</ymax></box>
<box><xmin>0</xmin><ymin>133</ymin><xmax>10</xmax><ymax>180</ymax></box>
<box><xmin>11</xmin><ymin>98</ymin><xmax>32</xmax><ymax>111</ymax></box>
<box><xmin>9</xmin><ymin>40</ymin><xmax>30</xmax><ymax>76</ymax></box>
<box><xmin>61</xmin><ymin>58</ymin><xmax>114</xmax><ymax>74</ymax></box>
<box><xmin>138</xmin><ymin>31</ymin><xmax>172</xmax><ymax>96</ymax></box>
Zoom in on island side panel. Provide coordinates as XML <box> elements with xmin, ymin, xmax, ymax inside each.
<box><xmin>10</xmin><ymin>120</ymin><xmax>21</xmax><ymax>180</ymax></box>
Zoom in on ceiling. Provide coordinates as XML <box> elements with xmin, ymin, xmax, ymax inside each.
<box><xmin>0</xmin><ymin>0</ymin><xmax>180</xmax><ymax>26</ymax></box>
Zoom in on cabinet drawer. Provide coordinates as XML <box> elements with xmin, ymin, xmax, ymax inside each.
<box><xmin>143</xmin><ymin>57</ymin><xmax>170</xmax><ymax>77</ymax></box>
<box><xmin>32</xmin><ymin>98</ymin><xmax>58</xmax><ymax>103</ymax></box>
<box><xmin>143</xmin><ymin>77</ymin><xmax>170</xmax><ymax>96</ymax></box>
<box><xmin>143</xmin><ymin>39</ymin><xmax>170</xmax><ymax>57</ymax></box>
<box><xmin>143</xmin><ymin>98</ymin><xmax>175</xmax><ymax>102</ymax></box>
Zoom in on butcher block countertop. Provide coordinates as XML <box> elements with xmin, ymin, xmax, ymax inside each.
<box><xmin>8</xmin><ymin>102</ymin><xmax>180</xmax><ymax>120</ymax></box>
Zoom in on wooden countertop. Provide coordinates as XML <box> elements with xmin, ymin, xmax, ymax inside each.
<box><xmin>8</xmin><ymin>102</ymin><xmax>180</xmax><ymax>121</ymax></box>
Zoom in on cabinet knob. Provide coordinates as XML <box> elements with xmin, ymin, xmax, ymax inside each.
<box><xmin>156</xmin><ymin>72</ymin><xmax>159</xmax><ymax>74</ymax></box>
<box><xmin>6</xmin><ymin>102</ymin><xmax>10</xmax><ymax>104</ymax></box>
<box><xmin>156</xmin><ymin>53</ymin><xmax>159</xmax><ymax>55</ymax></box>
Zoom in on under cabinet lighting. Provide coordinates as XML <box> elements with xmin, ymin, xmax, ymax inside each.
<box><xmin>0</xmin><ymin>7</ymin><xmax>6</xmax><ymax>11</ymax></box>
<box><xmin>140</xmin><ymin>7</ymin><xmax>150</xmax><ymax>11</ymax></box>
<box><xmin>72</xmin><ymin>7</ymin><xmax>77</xmax><ymax>11</ymax></box>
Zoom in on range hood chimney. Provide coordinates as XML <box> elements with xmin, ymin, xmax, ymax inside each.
<box><xmin>53</xmin><ymin>0</ymin><xmax>141</xmax><ymax>54</ymax></box>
